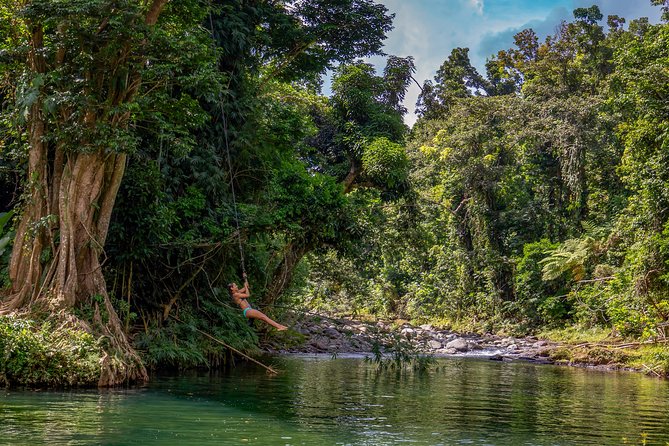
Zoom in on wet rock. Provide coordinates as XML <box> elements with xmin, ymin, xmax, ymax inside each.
<box><xmin>446</xmin><ymin>338</ymin><xmax>469</xmax><ymax>351</ymax></box>
<box><xmin>436</xmin><ymin>347</ymin><xmax>457</xmax><ymax>355</ymax></box>
<box><xmin>427</xmin><ymin>340</ymin><xmax>442</xmax><ymax>349</ymax></box>
<box><xmin>500</xmin><ymin>337</ymin><xmax>516</xmax><ymax>347</ymax></box>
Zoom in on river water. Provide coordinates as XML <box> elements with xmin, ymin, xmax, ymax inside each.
<box><xmin>1</xmin><ymin>355</ymin><xmax>669</xmax><ymax>445</ymax></box>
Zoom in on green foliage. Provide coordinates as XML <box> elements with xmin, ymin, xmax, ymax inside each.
<box><xmin>362</xmin><ymin>137</ymin><xmax>408</xmax><ymax>189</ymax></box>
<box><xmin>540</xmin><ymin>237</ymin><xmax>598</xmax><ymax>282</ymax></box>
<box><xmin>0</xmin><ymin>315</ymin><xmax>101</xmax><ymax>387</ymax></box>
<box><xmin>512</xmin><ymin>239</ymin><xmax>569</xmax><ymax>327</ymax></box>
<box><xmin>365</xmin><ymin>333</ymin><xmax>435</xmax><ymax>372</ymax></box>
<box><xmin>0</xmin><ymin>0</ymin><xmax>218</xmax><ymax>157</ymax></box>
<box><xmin>4</xmin><ymin>0</ymin><xmax>669</xmax><ymax>382</ymax></box>
<box><xmin>134</xmin><ymin>299</ymin><xmax>259</xmax><ymax>369</ymax></box>
<box><xmin>311</xmin><ymin>9</ymin><xmax>669</xmax><ymax>340</ymax></box>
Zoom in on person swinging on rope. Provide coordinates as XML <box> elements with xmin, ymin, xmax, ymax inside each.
<box><xmin>228</xmin><ymin>273</ymin><xmax>287</xmax><ymax>331</ymax></box>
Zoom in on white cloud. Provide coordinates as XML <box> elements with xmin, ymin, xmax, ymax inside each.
<box><xmin>469</xmin><ymin>0</ymin><xmax>484</xmax><ymax>15</ymax></box>
<box><xmin>368</xmin><ymin>0</ymin><xmax>663</xmax><ymax>127</ymax></box>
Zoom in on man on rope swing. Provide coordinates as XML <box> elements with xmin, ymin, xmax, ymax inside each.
<box><xmin>228</xmin><ymin>273</ymin><xmax>287</xmax><ymax>331</ymax></box>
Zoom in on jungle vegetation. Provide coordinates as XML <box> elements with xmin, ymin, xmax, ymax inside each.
<box><xmin>1</xmin><ymin>0</ymin><xmax>669</xmax><ymax>384</ymax></box>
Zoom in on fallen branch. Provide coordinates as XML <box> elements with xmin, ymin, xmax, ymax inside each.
<box><xmin>642</xmin><ymin>363</ymin><xmax>662</xmax><ymax>378</ymax></box>
<box><xmin>574</xmin><ymin>339</ymin><xmax>669</xmax><ymax>349</ymax></box>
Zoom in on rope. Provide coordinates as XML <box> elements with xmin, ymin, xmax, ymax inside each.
<box><xmin>169</xmin><ymin>314</ymin><xmax>278</xmax><ymax>375</ymax></box>
<box><xmin>208</xmin><ymin>11</ymin><xmax>246</xmax><ymax>276</ymax></box>
<box><xmin>220</xmin><ymin>100</ymin><xmax>246</xmax><ymax>275</ymax></box>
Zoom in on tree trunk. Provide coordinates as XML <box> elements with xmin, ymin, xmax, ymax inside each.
<box><xmin>0</xmin><ymin>0</ymin><xmax>171</xmax><ymax>385</ymax></box>
<box><xmin>263</xmin><ymin>241</ymin><xmax>309</xmax><ymax>306</ymax></box>
<box><xmin>2</xmin><ymin>134</ymin><xmax>146</xmax><ymax>385</ymax></box>
<box><xmin>342</xmin><ymin>160</ymin><xmax>362</xmax><ymax>194</ymax></box>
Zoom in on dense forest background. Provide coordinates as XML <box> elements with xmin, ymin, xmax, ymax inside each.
<box><xmin>1</xmin><ymin>0</ymin><xmax>669</xmax><ymax>373</ymax></box>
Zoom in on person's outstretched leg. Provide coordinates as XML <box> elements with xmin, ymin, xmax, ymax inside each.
<box><xmin>245</xmin><ymin>308</ymin><xmax>287</xmax><ymax>331</ymax></box>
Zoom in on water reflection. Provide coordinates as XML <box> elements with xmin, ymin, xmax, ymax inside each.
<box><xmin>1</xmin><ymin>357</ymin><xmax>669</xmax><ymax>445</ymax></box>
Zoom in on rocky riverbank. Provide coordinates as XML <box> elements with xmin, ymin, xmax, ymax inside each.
<box><xmin>263</xmin><ymin>313</ymin><xmax>669</xmax><ymax>377</ymax></box>
<box><xmin>268</xmin><ymin>313</ymin><xmax>559</xmax><ymax>364</ymax></box>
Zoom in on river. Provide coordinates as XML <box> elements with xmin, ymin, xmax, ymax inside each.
<box><xmin>1</xmin><ymin>355</ymin><xmax>668</xmax><ymax>445</ymax></box>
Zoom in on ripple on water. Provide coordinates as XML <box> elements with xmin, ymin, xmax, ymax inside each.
<box><xmin>1</xmin><ymin>358</ymin><xmax>669</xmax><ymax>445</ymax></box>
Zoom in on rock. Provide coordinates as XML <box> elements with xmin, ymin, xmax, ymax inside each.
<box><xmin>420</xmin><ymin>324</ymin><xmax>434</xmax><ymax>331</ymax></box>
<box><xmin>428</xmin><ymin>340</ymin><xmax>442</xmax><ymax>349</ymax></box>
<box><xmin>310</xmin><ymin>336</ymin><xmax>331</xmax><ymax>351</ymax></box>
<box><xmin>401</xmin><ymin>328</ymin><xmax>415</xmax><ymax>338</ymax></box>
<box><xmin>507</xmin><ymin>343</ymin><xmax>518</xmax><ymax>351</ymax></box>
<box><xmin>437</xmin><ymin>347</ymin><xmax>457</xmax><ymax>355</ymax></box>
<box><xmin>446</xmin><ymin>338</ymin><xmax>469</xmax><ymax>351</ymax></box>
<box><xmin>323</xmin><ymin>328</ymin><xmax>341</xmax><ymax>338</ymax></box>
<box><xmin>533</xmin><ymin>340</ymin><xmax>548</xmax><ymax>348</ymax></box>
<box><xmin>351</xmin><ymin>338</ymin><xmax>371</xmax><ymax>351</ymax></box>
<box><xmin>501</xmin><ymin>337</ymin><xmax>515</xmax><ymax>347</ymax></box>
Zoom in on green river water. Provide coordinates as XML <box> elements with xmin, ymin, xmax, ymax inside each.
<box><xmin>2</xmin><ymin>355</ymin><xmax>669</xmax><ymax>445</ymax></box>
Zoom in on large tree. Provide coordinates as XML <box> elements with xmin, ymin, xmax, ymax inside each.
<box><xmin>0</xmin><ymin>0</ymin><xmax>216</xmax><ymax>385</ymax></box>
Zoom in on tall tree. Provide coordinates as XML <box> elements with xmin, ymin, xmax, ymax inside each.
<box><xmin>262</xmin><ymin>58</ymin><xmax>412</xmax><ymax>304</ymax></box>
<box><xmin>0</xmin><ymin>0</ymin><xmax>216</xmax><ymax>385</ymax></box>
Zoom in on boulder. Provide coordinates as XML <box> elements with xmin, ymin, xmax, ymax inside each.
<box><xmin>445</xmin><ymin>337</ymin><xmax>468</xmax><ymax>351</ymax></box>
<box><xmin>310</xmin><ymin>336</ymin><xmax>331</xmax><ymax>351</ymax></box>
<box><xmin>427</xmin><ymin>340</ymin><xmax>442</xmax><ymax>349</ymax></box>
<box><xmin>323</xmin><ymin>327</ymin><xmax>341</xmax><ymax>338</ymax></box>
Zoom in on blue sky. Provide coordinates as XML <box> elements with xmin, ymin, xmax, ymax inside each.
<box><xmin>366</xmin><ymin>0</ymin><xmax>662</xmax><ymax>125</ymax></box>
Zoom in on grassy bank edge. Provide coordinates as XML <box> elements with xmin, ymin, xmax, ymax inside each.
<box><xmin>0</xmin><ymin>314</ymin><xmax>102</xmax><ymax>387</ymax></box>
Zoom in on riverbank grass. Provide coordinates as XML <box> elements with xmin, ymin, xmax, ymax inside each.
<box><xmin>539</xmin><ymin>325</ymin><xmax>669</xmax><ymax>377</ymax></box>
<box><xmin>0</xmin><ymin>315</ymin><xmax>101</xmax><ymax>387</ymax></box>
<box><xmin>626</xmin><ymin>345</ymin><xmax>669</xmax><ymax>377</ymax></box>
<box><xmin>538</xmin><ymin>325</ymin><xmax>613</xmax><ymax>344</ymax></box>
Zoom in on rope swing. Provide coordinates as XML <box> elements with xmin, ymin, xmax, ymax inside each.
<box><xmin>219</xmin><ymin>97</ymin><xmax>246</xmax><ymax>276</ymax></box>
<box><xmin>209</xmin><ymin>12</ymin><xmax>246</xmax><ymax>276</ymax></box>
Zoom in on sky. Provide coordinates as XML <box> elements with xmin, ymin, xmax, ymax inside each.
<box><xmin>365</xmin><ymin>0</ymin><xmax>663</xmax><ymax>126</ymax></box>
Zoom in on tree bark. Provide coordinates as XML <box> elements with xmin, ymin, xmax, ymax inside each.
<box><xmin>342</xmin><ymin>160</ymin><xmax>362</xmax><ymax>194</ymax></box>
<box><xmin>263</xmin><ymin>241</ymin><xmax>310</xmax><ymax>306</ymax></box>
<box><xmin>1</xmin><ymin>0</ymin><xmax>171</xmax><ymax>386</ymax></box>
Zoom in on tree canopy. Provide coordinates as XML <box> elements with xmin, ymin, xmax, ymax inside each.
<box><xmin>1</xmin><ymin>1</ymin><xmax>669</xmax><ymax>382</ymax></box>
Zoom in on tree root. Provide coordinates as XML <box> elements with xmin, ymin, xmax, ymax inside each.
<box><xmin>95</xmin><ymin>295</ymin><xmax>148</xmax><ymax>386</ymax></box>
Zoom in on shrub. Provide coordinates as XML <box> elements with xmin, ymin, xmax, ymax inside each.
<box><xmin>0</xmin><ymin>315</ymin><xmax>101</xmax><ymax>387</ymax></box>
